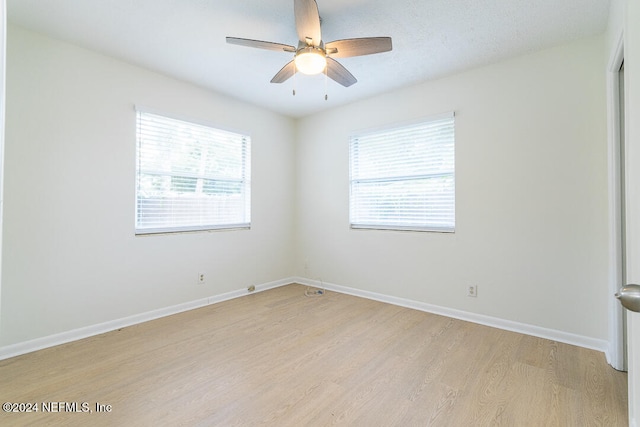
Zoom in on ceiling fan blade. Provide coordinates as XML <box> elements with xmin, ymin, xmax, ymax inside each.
<box><xmin>326</xmin><ymin>58</ymin><xmax>357</xmax><ymax>87</ymax></box>
<box><xmin>226</xmin><ymin>37</ymin><xmax>296</xmax><ymax>53</ymax></box>
<box><xmin>325</xmin><ymin>37</ymin><xmax>393</xmax><ymax>58</ymax></box>
<box><xmin>294</xmin><ymin>0</ymin><xmax>322</xmax><ymax>46</ymax></box>
<box><xmin>271</xmin><ymin>60</ymin><xmax>297</xmax><ymax>84</ymax></box>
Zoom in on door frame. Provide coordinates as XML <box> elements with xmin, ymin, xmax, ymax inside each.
<box><xmin>0</xmin><ymin>0</ymin><xmax>5</xmax><ymax>331</ymax></box>
<box><xmin>607</xmin><ymin>31</ymin><xmax>626</xmax><ymax>371</ymax></box>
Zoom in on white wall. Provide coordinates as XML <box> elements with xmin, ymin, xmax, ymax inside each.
<box><xmin>1</xmin><ymin>23</ymin><xmax>612</xmax><ymax>350</ymax></box>
<box><xmin>0</xmin><ymin>25</ymin><xmax>296</xmax><ymax>346</ymax></box>
<box><xmin>296</xmin><ymin>35</ymin><xmax>609</xmax><ymax>340</ymax></box>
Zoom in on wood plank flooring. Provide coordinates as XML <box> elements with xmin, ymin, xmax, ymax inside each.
<box><xmin>0</xmin><ymin>284</ymin><xmax>628</xmax><ymax>426</ymax></box>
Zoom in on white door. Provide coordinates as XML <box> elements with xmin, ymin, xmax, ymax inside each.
<box><xmin>620</xmin><ymin>61</ymin><xmax>629</xmax><ymax>370</ymax></box>
<box><xmin>624</xmin><ymin>1</ymin><xmax>640</xmax><ymax>424</ymax></box>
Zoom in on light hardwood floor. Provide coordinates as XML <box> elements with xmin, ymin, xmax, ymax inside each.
<box><xmin>0</xmin><ymin>284</ymin><xmax>628</xmax><ymax>426</ymax></box>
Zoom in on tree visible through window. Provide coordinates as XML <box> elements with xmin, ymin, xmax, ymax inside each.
<box><xmin>349</xmin><ymin>113</ymin><xmax>455</xmax><ymax>232</ymax></box>
<box><xmin>135</xmin><ymin>110</ymin><xmax>251</xmax><ymax>234</ymax></box>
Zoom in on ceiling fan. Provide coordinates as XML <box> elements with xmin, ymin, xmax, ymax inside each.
<box><xmin>226</xmin><ymin>0</ymin><xmax>392</xmax><ymax>90</ymax></box>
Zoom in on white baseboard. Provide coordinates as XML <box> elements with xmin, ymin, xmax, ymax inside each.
<box><xmin>0</xmin><ymin>277</ymin><xmax>291</xmax><ymax>361</ymax></box>
<box><xmin>1</xmin><ymin>276</ymin><xmax>608</xmax><ymax>361</ymax></box>
<box><xmin>294</xmin><ymin>277</ymin><xmax>609</xmax><ymax>353</ymax></box>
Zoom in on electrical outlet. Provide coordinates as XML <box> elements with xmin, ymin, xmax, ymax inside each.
<box><xmin>467</xmin><ymin>285</ymin><xmax>477</xmax><ymax>297</ymax></box>
<box><xmin>198</xmin><ymin>272</ymin><xmax>205</xmax><ymax>284</ymax></box>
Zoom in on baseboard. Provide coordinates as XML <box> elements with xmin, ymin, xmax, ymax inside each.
<box><xmin>0</xmin><ymin>276</ymin><xmax>608</xmax><ymax>361</ymax></box>
<box><xmin>294</xmin><ymin>277</ymin><xmax>609</xmax><ymax>353</ymax></box>
<box><xmin>0</xmin><ymin>277</ymin><xmax>292</xmax><ymax>361</ymax></box>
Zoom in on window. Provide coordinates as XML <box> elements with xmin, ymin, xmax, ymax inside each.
<box><xmin>135</xmin><ymin>109</ymin><xmax>251</xmax><ymax>234</ymax></box>
<box><xmin>349</xmin><ymin>113</ymin><xmax>455</xmax><ymax>232</ymax></box>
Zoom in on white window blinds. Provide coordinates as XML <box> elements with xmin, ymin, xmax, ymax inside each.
<box><xmin>135</xmin><ymin>110</ymin><xmax>251</xmax><ymax>234</ymax></box>
<box><xmin>349</xmin><ymin>113</ymin><xmax>455</xmax><ymax>232</ymax></box>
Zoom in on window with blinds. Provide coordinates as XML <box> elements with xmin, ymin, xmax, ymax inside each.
<box><xmin>349</xmin><ymin>113</ymin><xmax>455</xmax><ymax>232</ymax></box>
<box><xmin>135</xmin><ymin>109</ymin><xmax>251</xmax><ymax>234</ymax></box>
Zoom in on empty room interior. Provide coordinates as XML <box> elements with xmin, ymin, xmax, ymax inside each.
<box><xmin>1</xmin><ymin>0</ymin><xmax>640</xmax><ymax>425</ymax></box>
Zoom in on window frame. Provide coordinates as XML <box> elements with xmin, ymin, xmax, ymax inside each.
<box><xmin>134</xmin><ymin>107</ymin><xmax>251</xmax><ymax>235</ymax></box>
<box><xmin>349</xmin><ymin>112</ymin><xmax>455</xmax><ymax>233</ymax></box>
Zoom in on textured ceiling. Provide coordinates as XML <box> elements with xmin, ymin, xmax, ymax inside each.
<box><xmin>8</xmin><ymin>0</ymin><xmax>611</xmax><ymax>118</ymax></box>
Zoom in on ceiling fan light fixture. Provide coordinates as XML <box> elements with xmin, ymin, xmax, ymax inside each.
<box><xmin>294</xmin><ymin>47</ymin><xmax>327</xmax><ymax>75</ymax></box>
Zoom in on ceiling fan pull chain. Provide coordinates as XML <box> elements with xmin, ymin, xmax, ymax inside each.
<box><xmin>293</xmin><ymin>67</ymin><xmax>297</xmax><ymax>96</ymax></box>
<box><xmin>324</xmin><ymin>66</ymin><xmax>328</xmax><ymax>100</ymax></box>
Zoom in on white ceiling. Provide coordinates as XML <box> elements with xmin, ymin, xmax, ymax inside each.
<box><xmin>8</xmin><ymin>0</ymin><xmax>611</xmax><ymax>118</ymax></box>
